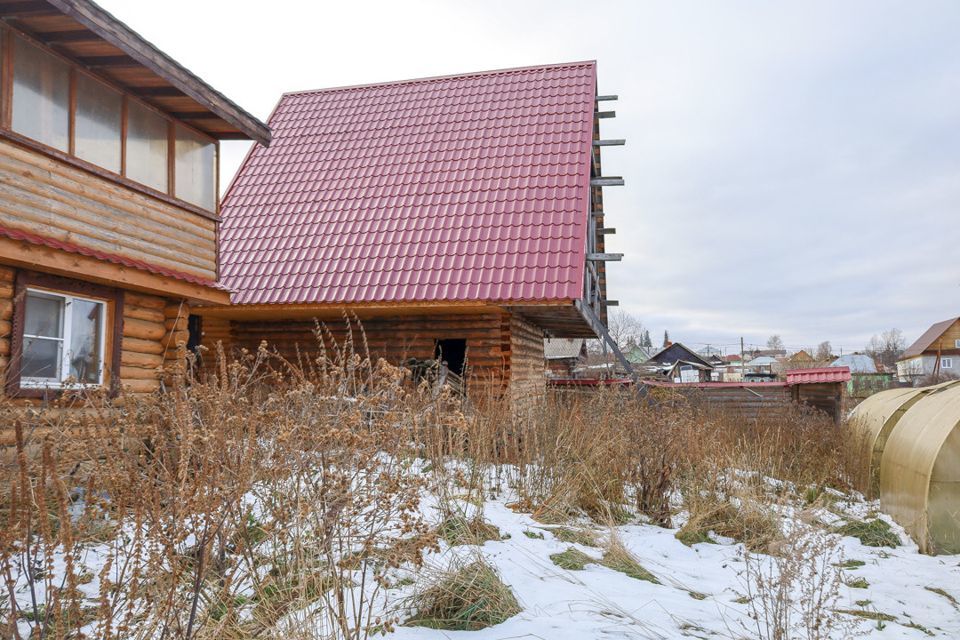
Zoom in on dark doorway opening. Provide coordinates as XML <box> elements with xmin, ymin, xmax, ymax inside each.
<box><xmin>435</xmin><ymin>339</ymin><xmax>467</xmax><ymax>376</ymax></box>
<box><xmin>187</xmin><ymin>315</ymin><xmax>203</xmax><ymax>353</ymax></box>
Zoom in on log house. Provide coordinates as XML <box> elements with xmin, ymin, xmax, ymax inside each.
<box><xmin>0</xmin><ymin>0</ymin><xmax>269</xmax><ymax>403</ymax></box>
<box><xmin>200</xmin><ymin>61</ymin><xmax>625</xmax><ymax>402</ymax></box>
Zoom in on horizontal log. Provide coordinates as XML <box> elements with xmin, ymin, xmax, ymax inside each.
<box><xmin>120</xmin><ymin>365</ymin><xmax>161</xmax><ymax>381</ymax></box>
<box><xmin>0</xmin><ymin>320</ymin><xmax>10</xmax><ymax>337</ymax></box>
<box><xmin>0</xmin><ymin>141</ymin><xmax>217</xmax><ymax>238</ymax></box>
<box><xmin>164</xmin><ymin>302</ymin><xmax>189</xmax><ymax>319</ymax></box>
<box><xmin>0</xmin><ymin>339</ymin><xmax>9</xmax><ymax>356</ymax></box>
<box><xmin>119</xmin><ymin>378</ymin><xmax>161</xmax><ymax>395</ymax></box>
<box><xmin>121</xmin><ymin>350</ymin><xmax>164</xmax><ymax>368</ymax></box>
<box><xmin>0</xmin><ymin>299</ymin><xmax>11</xmax><ymax>320</ymax></box>
<box><xmin>121</xmin><ymin>336</ymin><xmax>165</xmax><ymax>355</ymax></box>
<box><xmin>124</xmin><ymin>292</ymin><xmax>166</xmax><ymax>309</ymax></box>
<box><xmin>123</xmin><ymin>318</ymin><xmax>166</xmax><ymax>342</ymax></box>
<box><xmin>0</xmin><ymin>283</ymin><xmax>13</xmax><ymax>300</ymax></box>
<box><xmin>123</xmin><ymin>304</ymin><xmax>165</xmax><ymax>324</ymax></box>
<box><xmin>0</xmin><ymin>267</ymin><xmax>14</xmax><ymax>282</ymax></box>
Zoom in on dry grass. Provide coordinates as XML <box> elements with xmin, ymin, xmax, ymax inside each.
<box><xmin>404</xmin><ymin>557</ymin><xmax>521</xmax><ymax>630</ymax></box>
<box><xmin>0</xmin><ymin>320</ymin><xmax>858</xmax><ymax>638</ymax></box>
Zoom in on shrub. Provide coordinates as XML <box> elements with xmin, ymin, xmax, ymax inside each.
<box><xmin>405</xmin><ymin>558</ymin><xmax>521</xmax><ymax>630</ymax></box>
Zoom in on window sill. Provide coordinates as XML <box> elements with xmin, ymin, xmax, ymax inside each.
<box><xmin>0</xmin><ymin>128</ymin><xmax>220</xmax><ymax>222</ymax></box>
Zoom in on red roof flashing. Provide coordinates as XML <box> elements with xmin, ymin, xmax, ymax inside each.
<box><xmin>0</xmin><ymin>225</ymin><xmax>218</xmax><ymax>288</ymax></box>
<box><xmin>785</xmin><ymin>367</ymin><xmax>852</xmax><ymax>384</ymax></box>
<box><xmin>220</xmin><ymin>61</ymin><xmax>598</xmax><ymax>306</ymax></box>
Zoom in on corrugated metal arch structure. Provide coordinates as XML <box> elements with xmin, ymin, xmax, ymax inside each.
<box><xmin>849</xmin><ymin>381</ymin><xmax>960</xmax><ymax>498</ymax></box>
<box><xmin>879</xmin><ymin>382</ymin><xmax>960</xmax><ymax>554</ymax></box>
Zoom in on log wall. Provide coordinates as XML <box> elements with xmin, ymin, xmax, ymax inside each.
<box><xmin>201</xmin><ymin>310</ymin><xmax>549</xmax><ymax>401</ymax></box>
<box><xmin>0</xmin><ymin>139</ymin><xmax>217</xmax><ymax>281</ymax></box>
<box><xmin>0</xmin><ymin>265</ymin><xmax>191</xmax><ymax>400</ymax></box>
<box><xmin>508</xmin><ymin>315</ymin><xmax>546</xmax><ymax>403</ymax></box>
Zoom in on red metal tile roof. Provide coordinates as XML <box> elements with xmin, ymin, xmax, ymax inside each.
<box><xmin>220</xmin><ymin>61</ymin><xmax>598</xmax><ymax>306</ymax></box>
<box><xmin>0</xmin><ymin>225</ymin><xmax>218</xmax><ymax>288</ymax></box>
<box><xmin>785</xmin><ymin>367</ymin><xmax>851</xmax><ymax>384</ymax></box>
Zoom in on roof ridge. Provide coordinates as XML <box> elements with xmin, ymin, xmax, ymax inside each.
<box><xmin>281</xmin><ymin>60</ymin><xmax>597</xmax><ymax>98</ymax></box>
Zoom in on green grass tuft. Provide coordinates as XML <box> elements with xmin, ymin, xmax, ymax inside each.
<box><xmin>551</xmin><ymin>527</ymin><xmax>598</xmax><ymax>547</ymax></box>
<box><xmin>438</xmin><ymin>514</ymin><xmax>501</xmax><ymax>546</ymax></box>
<box><xmin>846</xmin><ymin>577</ymin><xmax>869</xmax><ymax>589</ymax></box>
<box><xmin>522</xmin><ymin>529</ymin><xmax>544</xmax><ymax>540</ymax></box>
<box><xmin>836</xmin><ymin>608</ymin><xmax>896</xmax><ymax>622</ymax></box>
<box><xmin>549</xmin><ymin>547</ymin><xmax>594</xmax><ymax>571</ymax></box>
<box><xmin>406</xmin><ymin>559</ymin><xmax>521</xmax><ymax>631</ymax></box>
<box><xmin>835</xmin><ymin>519</ymin><xmax>901</xmax><ymax>548</ymax></box>
<box><xmin>835</xmin><ymin>559</ymin><xmax>866</xmax><ymax>569</ymax></box>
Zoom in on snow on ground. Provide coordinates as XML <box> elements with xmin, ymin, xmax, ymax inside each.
<box><xmin>389</xmin><ymin>494</ymin><xmax>960</xmax><ymax>640</ymax></box>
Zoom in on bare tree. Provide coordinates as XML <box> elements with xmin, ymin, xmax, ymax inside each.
<box><xmin>766</xmin><ymin>335</ymin><xmax>785</xmax><ymax>352</ymax></box>
<box><xmin>594</xmin><ymin>309</ymin><xmax>646</xmax><ymax>353</ymax></box>
<box><xmin>815</xmin><ymin>341</ymin><xmax>833</xmax><ymax>362</ymax></box>
<box><xmin>866</xmin><ymin>328</ymin><xmax>906</xmax><ymax>369</ymax></box>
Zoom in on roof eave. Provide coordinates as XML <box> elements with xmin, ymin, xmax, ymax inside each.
<box><xmin>47</xmin><ymin>0</ymin><xmax>271</xmax><ymax>146</ymax></box>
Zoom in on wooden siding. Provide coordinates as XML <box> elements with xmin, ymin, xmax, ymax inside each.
<box><xmin>0</xmin><ymin>138</ymin><xmax>217</xmax><ymax>281</ymax></box>
<box><xmin>926</xmin><ymin>319</ymin><xmax>960</xmax><ymax>356</ymax></box>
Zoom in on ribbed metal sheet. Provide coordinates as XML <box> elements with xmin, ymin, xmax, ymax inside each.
<box><xmin>219</xmin><ymin>61</ymin><xmax>597</xmax><ymax>306</ymax></box>
<box><xmin>0</xmin><ymin>225</ymin><xmax>217</xmax><ymax>287</ymax></box>
<box><xmin>785</xmin><ymin>367</ymin><xmax>851</xmax><ymax>384</ymax></box>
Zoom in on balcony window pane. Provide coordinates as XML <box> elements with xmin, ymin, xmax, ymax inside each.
<box><xmin>126</xmin><ymin>100</ymin><xmax>168</xmax><ymax>192</ymax></box>
<box><xmin>75</xmin><ymin>73</ymin><xmax>122</xmax><ymax>172</ymax></box>
<box><xmin>12</xmin><ymin>36</ymin><xmax>69</xmax><ymax>151</ymax></box>
<box><xmin>175</xmin><ymin>125</ymin><xmax>216</xmax><ymax>210</ymax></box>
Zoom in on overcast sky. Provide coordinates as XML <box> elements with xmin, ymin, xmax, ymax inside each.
<box><xmin>102</xmin><ymin>0</ymin><xmax>960</xmax><ymax>355</ymax></box>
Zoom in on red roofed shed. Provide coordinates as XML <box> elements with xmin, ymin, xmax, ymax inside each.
<box><xmin>201</xmin><ymin>61</ymin><xmax>623</xmax><ymax>399</ymax></box>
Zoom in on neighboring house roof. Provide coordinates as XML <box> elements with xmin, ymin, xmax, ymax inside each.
<box><xmin>746</xmin><ymin>356</ymin><xmax>778</xmax><ymax>367</ymax></box>
<box><xmin>831</xmin><ymin>354</ymin><xmax>878</xmax><ymax>374</ymax></box>
<box><xmin>646</xmin><ymin>342</ymin><xmax>714</xmax><ymax>369</ymax></box>
<box><xmin>786</xmin><ymin>367</ymin><xmax>851</xmax><ymax>384</ymax></box>
<box><xmin>544</xmin><ymin>338</ymin><xmax>586</xmax><ymax>360</ymax></box>
<box><xmin>901</xmin><ymin>318</ymin><xmax>960</xmax><ymax>359</ymax></box>
<box><xmin>790</xmin><ymin>350</ymin><xmax>814</xmax><ymax>362</ymax></box>
<box><xmin>625</xmin><ymin>345</ymin><xmax>654</xmax><ymax>363</ymax></box>
<box><xmin>219</xmin><ymin>61</ymin><xmax>598</xmax><ymax>306</ymax></box>
<box><xmin>15</xmin><ymin>0</ymin><xmax>269</xmax><ymax>144</ymax></box>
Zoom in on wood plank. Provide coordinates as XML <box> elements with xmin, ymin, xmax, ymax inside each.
<box><xmin>593</xmin><ymin>139</ymin><xmax>626</xmax><ymax>146</ymax></box>
<box><xmin>595</xmin><ymin>95</ymin><xmax>618</xmax><ymax>101</ymax></box>
<box><xmin>595</xmin><ymin>110</ymin><xmax>616</xmax><ymax>119</ymax></box>
<box><xmin>586</xmin><ymin>253</ymin><xmax>623</xmax><ymax>261</ymax></box>
<box><xmin>597</xmin><ymin>227</ymin><xmax>616</xmax><ymax>235</ymax></box>
<box><xmin>590</xmin><ymin>177</ymin><xmax>624</xmax><ymax>187</ymax></box>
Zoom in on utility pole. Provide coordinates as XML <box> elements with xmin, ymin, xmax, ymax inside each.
<box><xmin>741</xmin><ymin>337</ymin><xmax>745</xmax><ymax>381</ymax></box>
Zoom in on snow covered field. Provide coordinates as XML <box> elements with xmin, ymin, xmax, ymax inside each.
<box><xmin>388</xmin><ymin>491</ymin><xmax>960</xmax><ymax>640</ymax></box>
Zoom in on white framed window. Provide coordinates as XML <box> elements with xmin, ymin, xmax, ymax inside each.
<box><xmin>21</xmin><ymin>288</ymin><xmax>106</xmax><ymax>388</ymax></box>
<box><xmin>955</xmin><ymin>339</ymin><xmax>960</xmax><ymax>349</ymax></box>
<box><xmin>942</xmin><ymin>357</ymin><xmax>953</xmax><ymax>370</ymax></box>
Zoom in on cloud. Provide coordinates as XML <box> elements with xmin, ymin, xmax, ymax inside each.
<box><xmin>101</xmin><ymin>0</ymin><xmax>960</xmax><ymax>351</ymax></box>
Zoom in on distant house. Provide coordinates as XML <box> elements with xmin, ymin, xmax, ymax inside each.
<box><xmin>745</xmin><ymin>355</ymin><xmax>779</xmax><ymax>374</ymax></box>
<box><xmin>789</xmin><ymin>350</ymin><xmax>815</xmax><ymax>365</ymax></box>
<box><xmin>897</xmin><ymin>318</ymin><xmax>960</xmax><ymax>382</ymax></box>
<box><xmin>831</xmin><ymin>354</ymin><xmax>878</xmax><ymax>374</ymax></box>
<box><xmin>624</xmin><ymin>344</ymin><xmax>655</xmax><ymax>364</ymax></box>
<box><xmin>544</xmin><ymin>339</ymin><xmax>588</xmax><ymax>378</ymax></box>
<box><xmin>644</xmin><ymin>342</ymin><xmax>714</xmax><ymax>383</ymax></box>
